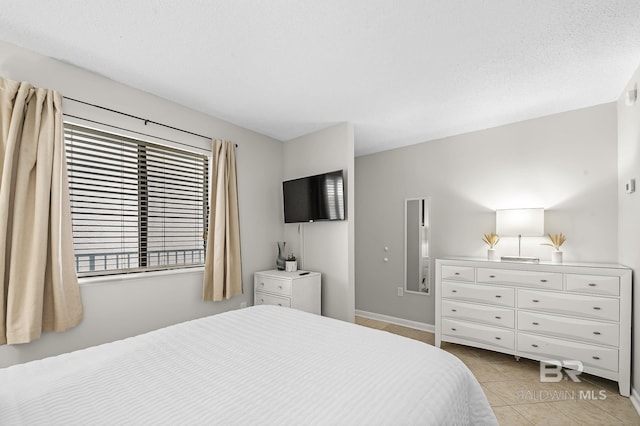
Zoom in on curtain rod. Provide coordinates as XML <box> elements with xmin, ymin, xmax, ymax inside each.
<box><xmin>62</xmin><ymin>113</ymin><xmax>210</xmax><ymax>153</ymax></box>
<box><xmin>63</xmin><ymin>96</ymin><xmax>237</xmax><ymax>148</ymax></box>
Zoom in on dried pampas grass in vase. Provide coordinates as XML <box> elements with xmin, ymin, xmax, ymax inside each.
<box><xmin>482</xmin><ymin>233</ymin><xmax>500</xmax><ymax>260</ymax></box>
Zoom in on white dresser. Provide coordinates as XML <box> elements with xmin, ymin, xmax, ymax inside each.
<box><xmin>435</xmin><ymin>258</ymin><xmax>631</xmax><ymax>396</ymax></box>
<box><xmin>254</xmin><ymin>270</ymin><xmax>321</xmax><ymax>315</ymax></box>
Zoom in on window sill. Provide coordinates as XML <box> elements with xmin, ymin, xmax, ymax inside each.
<box><xmin>78</xmin><ymin>266</ymin><xmax>205</xmax><ymax>287</ymax></box>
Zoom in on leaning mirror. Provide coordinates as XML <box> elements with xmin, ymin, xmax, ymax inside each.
<box><xmin>404</xmin><ymin>197</ymin><xmax>431</xmax><ymax>295</ymax></box>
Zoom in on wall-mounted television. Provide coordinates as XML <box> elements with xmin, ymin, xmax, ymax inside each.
<box><xmin>283</xmin><ymin>170</ymin><xmax>345</xmax><ymax>223</ymax></box>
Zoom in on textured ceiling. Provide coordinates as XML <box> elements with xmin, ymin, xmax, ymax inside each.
<box><xmin>1</xmin><ymin>1</ymin><xmax>640</xmax><ymax>156</ymax></box>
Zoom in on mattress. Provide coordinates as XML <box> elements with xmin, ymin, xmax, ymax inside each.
<box><xmin>0</xmin><ymin>305</ymin><xmax>497</xmax><ymax>425</ymax></box>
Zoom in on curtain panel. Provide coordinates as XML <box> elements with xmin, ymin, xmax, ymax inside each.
<box><xmin>203</xmin><ymin>140</ymin><xmax>242</xmax><ymax>301</ymax></box>
<box><xmin>0</xmin><ymin>77</ymin><xmax>83</xmax><ymax>345</ymax></box>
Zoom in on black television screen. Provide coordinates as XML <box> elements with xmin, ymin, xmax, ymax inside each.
<box><xmin>283</xmin><ymin>170</ymin><xmax>345</xmax><ymax>223</ymax></box>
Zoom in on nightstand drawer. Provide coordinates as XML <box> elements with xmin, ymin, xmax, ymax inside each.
<box><xmin>254</xmin><ymin>276</ymin><xmax>292</xmax><ymax>296</ymax></box>
<box><xmin>518</xmin><ymin>333</ymin><xmax>618</xmax><ymax>372</ymax></box>
<box><xmin>441</xmin><ymin>265</ymin><xmax>475</xmax><ymax>282</ymax></box>
<box><xmin>477</xmin><ymin>268</ymin><xmax>562</xmax><ymax>290</ymax></box>
<box><xmin>442</xmin><ymin>318</ymin><xmax>514</xmax><ymax>350</ymax></box>
<box><xmin>518</xmin><ymin>289</ymin><xmax>619</xmax><ymax>322</ymax></box>
<box><xmin>254</xmin><ymin>292</ymin><xmax>291</xmax><ymax>308</ymax></box>
<box><xmin>442</xmin><ymin>281</ymin><xmax>514</xmax><ymax>307</ymax></box>
<box><xmin>565</xmin><ymin>274</ymin><xmax>619</xmax><ymax>296</ymax></box>
<box><xmin>442</xmin><ymin>299</ymin><xmax>514</xmax><ymax>328</ymax></box>
<box><xmin>518</xmin><ymin>311</ymin><xmax>619</xmax><ymax>347</ymax></box>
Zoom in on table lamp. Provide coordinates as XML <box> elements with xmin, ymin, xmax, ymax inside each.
<box><xmin>496</xmin><ymin>208</ymin><xmax>544</xmax><ymax>263</ymax></box>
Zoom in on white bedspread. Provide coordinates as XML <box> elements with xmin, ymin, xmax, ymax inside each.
<box><xmin>0</xmin><ymin>306</ymin><xmax>497</xmax><ymax>425</ymax></box>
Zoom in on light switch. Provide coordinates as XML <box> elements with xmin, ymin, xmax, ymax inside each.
<box><xmin>625</xmin><ymin>179</ymin><xmax>635</xmax><ymax>194</ymax></box>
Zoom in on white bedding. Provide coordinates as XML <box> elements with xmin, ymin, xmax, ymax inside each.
<box><xmin>0</xmin><ymin>306</ymin><xmax>497</xmax><ymax>425</ymax></box>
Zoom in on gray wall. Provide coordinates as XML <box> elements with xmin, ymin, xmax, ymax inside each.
<box><xmin>283</xmin><ymin>123</ymin><xmax>355</xmax><ymax>322</ymax></box>
<box><xmin>617</xmin><ymin>60</ymin><xmax>640</xmax><ymax>398</ymax></box>
<box><xmin>355</xmin><ymin>103</ymin><xmax>619</xmax><ymax>325</ymax></box>
<box><xmin>0</xmin><ymin>40</ymin><xmax>284</xmax><ymax>367</ymax></box>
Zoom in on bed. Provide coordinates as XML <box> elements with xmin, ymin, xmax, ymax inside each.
<box><xmin>0</xmin><ymin>305</ymin><xmax>497</xmax><ymax>425</ymax></box>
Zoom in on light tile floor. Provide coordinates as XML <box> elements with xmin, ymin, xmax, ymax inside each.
<box><xmin>355</xmin><ymin>316</ymin><xmax>640</xmax><ymax>425</ymax></box>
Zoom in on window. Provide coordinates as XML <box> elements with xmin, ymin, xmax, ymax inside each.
<box><xmin>64</xmin><ymin>123</ymin><xmax>209</xmax><ymax>277</ymax></box>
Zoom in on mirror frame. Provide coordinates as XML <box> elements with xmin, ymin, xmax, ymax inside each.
<box><xmin>404</xmin><ymin>197</ymin><xmax>432</xmax><ymax>296</ymax></box>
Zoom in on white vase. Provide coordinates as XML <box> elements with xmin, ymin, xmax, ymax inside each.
<box><xmin>552</xmin><ymin>251</ymin><xmax>563</xmax><ymax>263</ymax></box>
<box><xmin>488</xmin><ymin>248</ymin><xmax>498</xmax><ymax>261</ymax></box>
<box><xmin>285</xmin><ymin>260</ymin><xmax>297</xmax><ymax>272</ymax></box>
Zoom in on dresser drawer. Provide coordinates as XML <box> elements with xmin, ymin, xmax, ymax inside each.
<box><xmin>518</xmin><ymin>311</ymin><xmax>619</xmax><ymax>347</ymax></box>
<box><xmin>518</xmin><ymin>333</ymin><xmax>618</xmax><ymax>372</ymax></box>
<box><xmin>442</xmin><ymin>318</ymin><xmax>514</xmax><ymax>350</ymax></box>
<box><xmin>477</xmin><ymin>268</ymin><xmax>562</xmax><ymax>290</ymax></box>
<box><xmin>442</xmin><ymin>281</ymin><xmax>514</xmax><ymax>307</ymax></box>
<box><xmin>517</xmin><ymin>289</ymin><xmax>619</xmax><ymax>322</ymax></box>
<box><xmin>442</xmin><ymin>299</ymin><xmax>514</xmax><ymax>328</ymax></box>
<box><xmin>254</xmin><ymin>291</ymin><xmax>291</xmax><ymax>307</ymax></box>
<box><xmin>254</xmin><ymin>275</ymin><xmax>292</xmax><ymax>296</ymax></box>
<box><xmin>441</xmin><ymin>265</ymin><xmax>475</xmax><ymax>282</ymax></box>
<box><xmin>565</xmin><ymin>274</ymin><xmax>619</xmax><ymax>296</ymax></box>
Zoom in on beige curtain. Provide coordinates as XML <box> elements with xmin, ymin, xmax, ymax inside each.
<box><xmin>0</xmin><ymin>77</ymin><xmax>83</xmax><ymax>345</ymax></box>
<box><xmin>203</xmin><ymin>140</ymin><xmax>242</xmax><ymax>301</ymax></box>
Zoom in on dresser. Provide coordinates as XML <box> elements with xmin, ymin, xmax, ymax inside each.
<box><xmin>435</xmin><ymin>258</ymin><xmax>631</xmax><ymax>396</ymax></box>
<box><xmin>254</xmin><ymin>270</ymin><xmax>321</xmax><ymax>315</ymax></box>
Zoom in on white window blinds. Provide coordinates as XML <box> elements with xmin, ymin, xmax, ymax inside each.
<box><xmin>64</xmin><ymin>123</ymin><xmax>209</xmax><ymax>277</ymax></box>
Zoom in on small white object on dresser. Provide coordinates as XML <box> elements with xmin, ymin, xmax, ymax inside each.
<box><xmin>435</xmin><ymin>257</ymin><xmax>632</xmax><ymax>396</ymax></box>
<box><xmin>254</xmin><ymin>270</ymin><xmax>321</xmax><ymax>315</ymax></box>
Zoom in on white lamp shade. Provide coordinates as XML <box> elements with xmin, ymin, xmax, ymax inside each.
<box><xmin>496</xmin><ymin>208</ymin><xmax>544</xmax><ymax>237</ymax></box>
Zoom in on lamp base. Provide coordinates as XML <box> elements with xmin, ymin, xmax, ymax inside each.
<box><xmin>500</xmin><ymin>256</ymin><xmax>540</xmax><ymax>264</ymax></box>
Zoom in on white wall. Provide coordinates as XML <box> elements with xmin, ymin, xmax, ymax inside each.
<box><xmin>355</xmin><ymin>104</ymin><xmax>619</xmax><ymax>325</ymax></box>
<box><xmin>0</xmin><ymin>40</ymin><xmax>284</xmax><ymax>367</ymax></box>
<box><xmin>283</xmin><ymin>123</ymin><xmax>355</xmax><ymax>322</ymax></box>
<box><xmin>617</xmin><ymin>61</ymin><xmax>640</xmax><ymax>399</ymax></box>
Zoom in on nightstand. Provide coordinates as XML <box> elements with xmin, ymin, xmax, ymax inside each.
<box><xmin>254</xmin><ymin>270</ymin><xmax>321</xmax><ymax>314</ymax></box>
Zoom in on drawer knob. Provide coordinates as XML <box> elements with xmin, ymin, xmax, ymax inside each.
<box><xmin>451</xmin><ymin>309</ymin><xmax>457</xmax><ymax>312</ymax></box>
<box><xmin>540</xmin><ymin>279</ymin><xmax>548</xmax><ymax>283</ymax></box>
<box><xmin>593</xmin><ymin>331</ymin><xmax>601</xmax><ymax>335</ymax></box>
<box><xmin>495</xmin><ymin>316</ymin><xmax>501</xmax><ymax>319</ymax></box>
<box><xmin>532</xmin><ymin>322</ymin><xmax>539</xmax><ymax>326</ymax></box>
<box><xmin>451</xmin><ymin>290</ymin><xmax>457</xmax><ymax>293</ymax></box>
<box><xmin>278</xmin><ymin>285</ymin><xmax>283</xmax><ymax>289</ymax></box>
<box><xmin>588</xmin><ymin>283</ymin><xmax>597</xmax><ymax>287</ymax></box>
<box><xmin>451</xmin><ymin>328</ymin><xmax>457</xmax><ymax>331</ymax></box>
<box><xmin>531</xmin><ymin>344</ymin><xmax>538</xmax><ymax>348</ymax></box>
<box><xmin>495</xmin><ymin>337</ymin><xmax>501</xmax><ymax>340</ymax></box>
<box><xmin>592</xmin><ymin>356</ymin><xmax>600</xmax><ymax>360</ymax></box>
<box><xmin>278</xmin><ymin>303</ymin><xmax>282</xmax><ymax>306</ymax></box>
<box><xmin>489</xmin><ymin>275</ymin><xmax>496</xmax><ymax>278</ymax></box>
<box><xmin>454</xmin><ymin>272</ymin><xmax>460</xmax><ymax>275</ymax></box>
<box><xmin>259</xmin><ymin>282</ymin><xmax>264</xmax><ymax>286</ymax></box>
<box><xmin>532</xmin><ymin>299</ymin><xmax>540</xmax><ymax>303</ymax></box>
<box><xmin>593</xmin><ymin>306</ymin><xmax>601</xmax><ymax>310</ymax></box>
<box><xmin>495</xmin><ymin>295</ymin><xmax>502</xmax><ymax>298</ymax></box>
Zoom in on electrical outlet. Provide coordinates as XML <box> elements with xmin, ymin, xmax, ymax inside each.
<box><xmin>397</xmin><ymin>287</ymin><xmax>403</xmax><ymax>297</ymax></box>
<box><xmin>240</xmin><ymin>302</ymin><xmax>247</xmax><ymax>309</ymax></box>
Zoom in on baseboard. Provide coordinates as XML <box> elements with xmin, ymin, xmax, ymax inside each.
<box><xmin>631</xmin><ymin>387</ymin><xmax>640</xmax><ymax>416</ymax></box>
<box><xmin>355</xmin><ymin>309</ymin><xmax>435</xmax><ymax>333</ymax></box>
